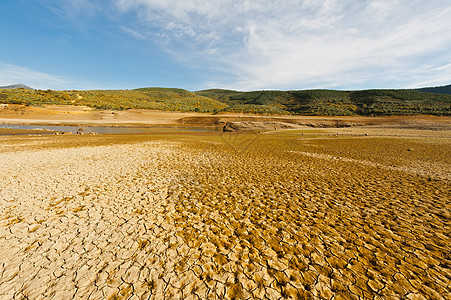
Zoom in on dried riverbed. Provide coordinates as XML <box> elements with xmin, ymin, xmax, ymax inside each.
<box><xmin>0</xmin><ymin>130</ymin><xmax>449</xmax><ymax>299</ymax></box>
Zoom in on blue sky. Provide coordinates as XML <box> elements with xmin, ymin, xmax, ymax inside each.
<box><xmin>1</xmin><ymin>0</ymin><xmax>450</xmax><ymax>91</ymax></box>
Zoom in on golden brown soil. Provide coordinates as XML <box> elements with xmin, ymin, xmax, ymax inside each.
<box><xmin>0</xmin><ymin>125</ymin><xmax>450</xmax><ymax>299</ymax></box>
<box><xmin>0</xmin><ymin>104</ymin><xmax>205</xmax><ymax>127</ymax></box>
<box><xmin>0</xmin><ymin>128</ymin><xmax>54</xmax><ymax>135</ymax></box>
<box><xmin>1</xmin><ymin>104</ymin><xmax>450</xmax><ymax>131</ymax></box>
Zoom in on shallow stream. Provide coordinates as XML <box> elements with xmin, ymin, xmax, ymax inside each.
<box><xmin>0</xmin><ymin>124</ymin><xmax>222</xmax><ymax>135</ymax></box>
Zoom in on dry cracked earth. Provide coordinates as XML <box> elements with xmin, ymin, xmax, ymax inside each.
<box><xmin>0</xmin><ymin>130</ymin><xmax>450</xmax><ymax>299</ymax></box>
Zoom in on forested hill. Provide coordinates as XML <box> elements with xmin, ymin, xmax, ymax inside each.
<box><xmin>0</xmin><ymin>86</ymin><xmax>450</xmax><ymax>116</ymax></box>
<box><xmin>417</xmin><ymin>84</ymin><xmax>451</xmax><ymax>95</ymax></box>
<box><xmin>196</xmin><ymin>89</ymin><xmax>451</xmax><ymax>116</ymax></box>
<box><xmin>0</xmin><ymin>87</ymin><xmax>227</xmax><ymax>112</ymax></box>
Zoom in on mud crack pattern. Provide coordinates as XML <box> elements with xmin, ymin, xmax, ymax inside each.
<box><xmin>0</xmin><ymin>134</ymin><xmax>450</xmax><ymax>299</ymax></box>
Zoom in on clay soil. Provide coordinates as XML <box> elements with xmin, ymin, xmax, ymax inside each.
<box><xmin>1</xmin><ymin>104</ymin><xmax>450</xmax><ymax>130</ymax></box>
<box><xmin>0</xmin><ymin>108</ymin><xmax>450</xmax><ymax>299</ymax></box>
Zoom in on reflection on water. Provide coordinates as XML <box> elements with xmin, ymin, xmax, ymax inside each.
<box><xmin>0</xmin><ymin>124</ymin><xmax>222</xmax><ymax>135</ymax></box>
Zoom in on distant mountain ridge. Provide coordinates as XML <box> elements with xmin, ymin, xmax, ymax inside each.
<box><xmin>416</xmin><ymin>84</ymin><xmax>451</xmax><ymax>95</ymax></box>
<box><xmin>0</xmin><ymin>84</ymin><xmax>33</xmax><ymax>90</ymax></box>
<box><xmin>196</xmin><ymin>88</ymin><xmax>451</xmax><ymax>116</ymax></box>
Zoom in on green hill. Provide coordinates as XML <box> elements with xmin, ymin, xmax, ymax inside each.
<box><xmin>0</xmin><ymin>87</ymin><xmax>449</xmax><ymax>116</ymax></box>
<box><xmin>417</xmin><ymin>84</ymin><xmax>451</xmax><ymax>95</ymax></box>
<box><xmin>196</xmin><ymin>89</ymin><xmax>451</xmax><ymax>116</ymax></box>
<box><xmin>0</xmin><ymin>87</ymin><xmax>228</xmax><ymax>113</ymax></box>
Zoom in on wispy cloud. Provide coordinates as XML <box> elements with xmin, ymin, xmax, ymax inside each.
<box><xmin>42</xmin><ymin>0</ymin><xmax>103</xmax><ymax>23</ymax></box>
<box><xmin>120</xmin><ymin>26</ymin><xmax>146</xmax><ymax>40</ymax></box>
<box><xmin>405</xmin><ymin>61</ymin><xmax>451</xmax><ymax>88</ymax></box>
<box><xmin>114</xmin><ymin>0</ymin><xmax>451</xmax><ymax>89</ymax></box>
<box><xmin>0</xmin><ymin>63</ymin><xmax>86</xmax><ymax>90</ymax></box>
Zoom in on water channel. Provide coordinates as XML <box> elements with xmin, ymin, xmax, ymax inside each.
<box><xmin>0</xmin><ymin>124</ymin><xmax>223</xmax><ymax>135</ymax></box>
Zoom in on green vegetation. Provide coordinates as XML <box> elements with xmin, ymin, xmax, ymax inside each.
<box><xmin>220</xmin><ymin>104</ymin><xmax>289</xmax><ymax>115</ymax></box>
<box><xmin>0</xmin><ymin>86</ymin><xmax>450</xmax><ymax>115</ymax></box>
<box><xmin>0</xmin><ymin>88</ymin><xmax>227</xmax><ymax>113</ymax></box>
<box><xmin>417</xmin><ymin>84</ymin><xmax>451</xmax><ymax>95</ymax></box>
<box><xmin>197</xmin><ymin>89</ymin><xmax>451</xmax><ymax>116</ymax></box>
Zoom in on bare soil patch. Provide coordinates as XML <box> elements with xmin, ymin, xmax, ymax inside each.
<box><xmin>1</xmin><ymin>104</ymin><xmax>450</xmax><ymax>131</ymax></box>
<box><xmin>0</xmin><ymin>116</ymin><xmax>449</xmax><ymax>299</ymax></box>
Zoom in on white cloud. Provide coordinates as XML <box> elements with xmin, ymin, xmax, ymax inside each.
<box><xmin>113</xmin><ymin>0</ymin><xmax>451</xmax><ymax>89</ymax></box>
<box><xmin>405</xmin><ymin>62</ymin><xmax>451</xmax><ymax>88</ymax></box>
<box><xmin>121</xmin><ymin>26</ymin><xmax>146</xmax><ymax>40</ymax></box>
<box><xmin>0</xmin><ymin>63</ymin><xmax>83</xmax><ymax>90</ymax></box>
<box><xmin>112</xmin><ymin>0</ymin><xmax>451</xmax><ymax>89</ymax></box>
<box><xmin>38</xmin><ymin>0</ymin><xmax>450</xmax><ymax>89</ymax></box>
<box><xmin>42</xmin><ymin>0</ymin><xmax>102</xmax><ymax>25</ymax></box>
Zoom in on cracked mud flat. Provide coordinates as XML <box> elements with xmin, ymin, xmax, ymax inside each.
<box><xmin>0</xmin><ymin>131</ymin><xmax>450</xmax><ymax>299</ymax></box>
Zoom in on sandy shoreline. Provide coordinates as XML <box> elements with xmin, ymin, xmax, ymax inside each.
<box><xmin>1</xmin><ymin>104</ymin><xmax>450</xmax><ymax>130</ymax></box>
<box><xmin>0</xmin><ymin>105</ymin><xmax>210</xmax><ymax>127</ymax></box>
